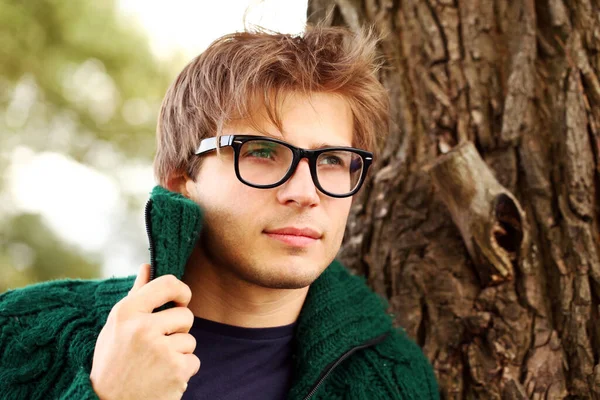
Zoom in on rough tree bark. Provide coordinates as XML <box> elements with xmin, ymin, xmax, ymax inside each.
<box><xmin>307</xmin><ymin>0</ymin><xmax>600</xmax><ymax>398</ymax></box>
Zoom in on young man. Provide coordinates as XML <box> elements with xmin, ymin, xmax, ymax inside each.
<box><xmin>0</xmin><ymin>26</ymin><xmax>438</xmax><ymax>399</ymax></box>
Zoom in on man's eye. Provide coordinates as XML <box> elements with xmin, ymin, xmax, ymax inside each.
<box><xmin>246</xmin><ymin>148</ymin><xmax>276</xmax><ymax>159</ymax></box>
<box><xmin>319</xmin><ymin>155</ymin><xmax>344</xmax><ymax>166</ymax></box>
<box><xmin>242</xmin><ymin>140</ymin><xmax>281</xmax><ymax>160</ymax></box>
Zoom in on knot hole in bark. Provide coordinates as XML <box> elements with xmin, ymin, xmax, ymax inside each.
<box><xmin>493</xmin><ymin>193</ymin><xmax>523</xmax><ymax>258</ymax></box>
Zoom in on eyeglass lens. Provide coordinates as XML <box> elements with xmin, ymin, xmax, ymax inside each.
<box><xmin>238</xmin><ymin>139</ymin><xmax>364</xmax><ymax>195</ymax></box>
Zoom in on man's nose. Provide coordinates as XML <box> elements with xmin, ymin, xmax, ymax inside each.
<box><xmin>276</xmin><ymin>159</ymin><xmax>320</xmax><ymax>207</ymax></box>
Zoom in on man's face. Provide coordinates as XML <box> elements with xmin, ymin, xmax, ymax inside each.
<box><xmin>184</xmin><ymin>92</ymin><xmax>354</xmax><ymax>289</ymax></box>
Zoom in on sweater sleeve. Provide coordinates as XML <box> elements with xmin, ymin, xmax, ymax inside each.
<box><xmin>0</xmin><ymin>278</ymin><xmax>127</xmax><ymax>399</ymax></box>
<box><xmin>59</xmin><ymin>367</ymin><xmax>101</xmax><ymax>400</ymax></box>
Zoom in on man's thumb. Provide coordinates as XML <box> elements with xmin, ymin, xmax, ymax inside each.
<box><xmin>130</xmin><ymin>263</ymin><xmax>151</xmax><ymax>293</ymax></box>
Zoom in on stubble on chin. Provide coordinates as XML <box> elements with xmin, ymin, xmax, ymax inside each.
<box><xmin>196</xmin><ymin>220</ymin><xmax>327</xmax><ymax>290</ymax></box>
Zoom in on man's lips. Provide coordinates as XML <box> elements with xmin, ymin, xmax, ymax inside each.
<box><xmin>264</xmin><ymin>227</ymin><xmax>322</xmax><ymax>238</ymax></box>
<box><xmin>263</xmin><ymin>227</ymin><xmax>322</xmax><ymax>247</ymax></box>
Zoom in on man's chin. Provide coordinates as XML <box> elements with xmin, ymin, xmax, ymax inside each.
<box><xmin>241</xmin><ymin>263</ymin><xmax>325</xmax><ymax>290</ymax></box>
<box><xmin>258</xmin><ymin>278</ymin><xmax>315</xmax><ymax>290</ymax></box>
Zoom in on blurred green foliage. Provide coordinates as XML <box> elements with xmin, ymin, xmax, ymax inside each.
<box><xmin>0</xmin><ymin>214</ymin><xmax>101</xmax><ymax>292</ymax></box>
<box><xmin>0</xmin><ymin>0</ymin><xmax>176</xmax><ymax>291</ymax></box>
<box><xmin>0</xmin><ymin>0</ymin><xmax>174</xmax><ymax>157</ymax></box>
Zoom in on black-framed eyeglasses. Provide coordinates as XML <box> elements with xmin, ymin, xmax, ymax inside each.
<box><xmin>194</xmin><ymin>135</ymin><xmax>373</xmax><ymax>198</ymax></box>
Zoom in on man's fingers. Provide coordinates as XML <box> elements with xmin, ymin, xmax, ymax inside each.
<box><xmin>150</xmin><ymin>306</ymin><xmax>195</xmax><ymax>335</ymax></box>
<box><xmin>130</xmin><ymin>263</ymin><xmax>151</xmax><ymax>294</ymax></box>
<box><xmin>183</xmin><ymin>353</ymin><xmax>201</xmax><ymax>377</ymax></box>
<box><xmin>166</xmin><ymin>332</ymin><xmax>197</xmax><ymax>354</ymax></box>
<box><xmin>130</xmin><ymin>275</ymin><xmax>192</xmax><ymax>313</ymax></box>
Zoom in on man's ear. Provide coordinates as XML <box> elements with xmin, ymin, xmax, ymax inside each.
<box><xmin>165</xmin><ymin>171</ymin><xmax>193</xmax><ymax>199</ymax></box>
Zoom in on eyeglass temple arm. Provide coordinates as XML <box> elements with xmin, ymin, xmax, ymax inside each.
<box><xmin>195</xmin><ymin>135</ymin><xmax>235</xmax><ymax>154</ymax></box>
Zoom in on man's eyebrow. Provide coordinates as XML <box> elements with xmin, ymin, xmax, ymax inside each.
<box><xmin>308</xmin><ymin>142</ymin><xmax>351</xmax><ymax>149</ymax></box>
<box><xmin>250</xmin><ymin>133</ymin><xmax>351</xmax><ymax>149</ymax></box>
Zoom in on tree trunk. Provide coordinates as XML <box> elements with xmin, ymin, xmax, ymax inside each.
<box><xmin>307</xmin><ymin>0</ymin><xmax>600</xmax><ymax>398</ymax></box>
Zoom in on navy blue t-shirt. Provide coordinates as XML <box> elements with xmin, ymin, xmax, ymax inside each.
<box><xmin>182</xmin><ymin>317</ymin><xmax>296</xmax><ymax>400</ymax></box>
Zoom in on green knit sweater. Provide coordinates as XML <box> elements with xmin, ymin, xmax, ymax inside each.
<box><xmin>0</xmin><ymin>186</ymin><xmax>439</xmax><ymax>400</ymax></box>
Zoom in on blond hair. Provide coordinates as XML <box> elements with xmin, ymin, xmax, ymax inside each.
<box><xmin>154</xmin><ymin>24</ymin><xmax>390</xmax><ymax>187</ymax></box>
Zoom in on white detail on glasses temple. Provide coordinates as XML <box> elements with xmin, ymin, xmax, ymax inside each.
<box><xmin>195</xmin><ymin>135</ymin><xmax>235</xmax><ymax>154</ymax></box>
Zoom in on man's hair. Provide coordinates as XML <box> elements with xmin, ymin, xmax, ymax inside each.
<box><xmin>154</xmin><ymin>24</ymin><xmax>390</xmax><ymax>187</ymax></box>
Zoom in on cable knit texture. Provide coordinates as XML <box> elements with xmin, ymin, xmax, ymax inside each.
<box><xmin>0</xmin><ymin>186</ymin><xmax>439</xmax><ymax>399</ymax></box>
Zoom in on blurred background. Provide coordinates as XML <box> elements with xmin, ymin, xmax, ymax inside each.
<box><xmin>0</xmin><ymin>0</ymin><xmax>308</xmax><ymax>292</ymax></box>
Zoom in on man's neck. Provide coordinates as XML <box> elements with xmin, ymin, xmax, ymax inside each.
<box><xmin>181</xmin><ymin>245</ymin><xmax>309</xmax><ymax>328</ymax></box>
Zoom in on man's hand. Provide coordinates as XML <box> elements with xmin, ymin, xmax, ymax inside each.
<box><xmin>90</xmin><ymin>264</ymin><xmax>200</xmax><ymax>400</ymax></box>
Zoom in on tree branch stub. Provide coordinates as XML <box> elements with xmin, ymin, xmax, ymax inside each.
<box><xmin>426</xmin><ymin>141</ymin><xmax>528</xmax><ymax>287</ymax></box>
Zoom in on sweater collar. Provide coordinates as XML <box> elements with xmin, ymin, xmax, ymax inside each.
<box><xmin>146</xmin><ymin>185</ymin><xmax>392</xmax><ymax>398</ymax></box>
